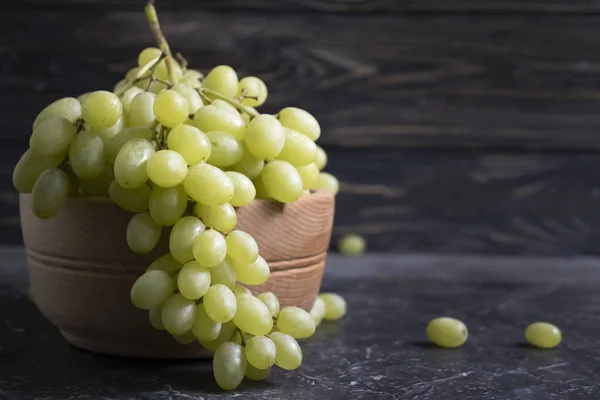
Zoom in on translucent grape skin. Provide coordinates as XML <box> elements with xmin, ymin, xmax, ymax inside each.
<box><xmin>82</xmin><ymin>91</ymin><xmax>123</xmax><ymax>129</ymax></box>
<box><xmin>261</xmin><ymin>160</ymin><xmax>303</xmax><ymax>203</ymax></box>
<box><xmin>232</xmin><ymin>294</ymin><xmax>273</xmax><ymax>336</ymax></box>
<box><xmin>193</xmin><ymin>229</ymin><xmax>227</xmax><ymax>268</ymax></box>
<box><xmin>104</xmin><ymin>126</ymin><xmax>153</xmax><ymax>164</ymax></box>
<box><xmin>79</xmin><ymin>165</ymin><xmax>114</xmax><ymax>196</ymax></box>
<box><xmin>210</xmin><ymin>258</ymin><xmax>237</xmax><ymax>288</ymax></box>
<box><xmin>203</xmin><ymin>284</ymin><xmax>237</xmax><ymax>323</ymax></box>
<box><xmin>225</xmin><ymin>171</ymin><xmax>256</xmax><ymax>207</ymax></box>
<box><xmin>154</xmin><ymin>90</ymin><xmax>189</xmax><ymax>128</ymax></box>
<box><xmin>120</xmin><ymin>86</ymin><xmax>144</xmax><ymax>113</ymax></box>
<box><xmin>276</xmin><ymin>306</ymin><xmax>316</xmax><ymax>339</ymax></box>
<box><xmin>232</xmin><ymin>284</ymin><xmax>252</xmax><ymax>298</ymax></box>
<box><xmin>426</xmin><ymin>317</ymin><xmax>468</xmax><ymax>348</ymax></box>
<box><xmin>146</xmin><ymin>253</ymin><xmax>182</xmax><ymax>274</ymax></box>
<box><xmin>137</xmin><ymin>47</ymin><xmax>162</xmax><ymax>67</ymax></box>
<box><xmin>147</xmin><ymin>150</ymin><xmax>188</xmax><ymax>188</ymax></box>
<box><xmin>278</xmin><ymin>107</ymin><xmax>321</xmax><ymax>141</ymax></box>
<box><xmin>108</xmin><ymin>180</ymin><xmax>151</xmax><ymax>213</ymax></box>
<box><xmin>33</xmin><ymin>97</ymin><xmax>81</xmax><ymax>130</ymax></box>
<box><xmin>128</xmin><ymin>92</ymin><xmax>157</xmax><ymax>128</ymax></box>
<box><xmin>161</xmin><ymin>293</ymin><xmax>197</xmax><ymax>336</ymax></box>
<box><xmin>245</xmin><ymin>115</ymin><xmax>285</xmax><ymax>160</ymax></box>
<box><xmin>276</xmin><ymin>128</ymin><xmax>317</xmax><ymax>167</ymax></box>
<box><xmin>205</xmin><ymin>131</ymin><xmax>243</xmax><ymax>168</ymax></box>
<box><xmin>245</xmin><ymin>336</ymin><xmax>276</xmax><ymax>369</ymax></box>
<box><xmin>258</xmin><ymin>292</ymin><xmax>280</xmax><ymax>317</ymax></box>
<box><xmin>525</xmin><ymin>322</ymin><xmax>562</xmax><ymax>349</ymax></box>
<box><xmin>200</xmin><ymin>321</ymin><xmax>237</xmax><ymax>352</ymax></box>
<box><xmin>194</xmin><ymin>203</ymin><xmax>237</xmax><ymax>234</ymax></box>
<box><xmin>315</xmin><ymin>172</ymin><xmax>339</xmax><ymax>195</ymax></box>
<box><xmin>114</xmin><ymin>138</ymin><xmax>155</xmax><ymax>189</ymax></box>
<box><xmin>69</xmin><ymin>130</ymin><xmax>106</xmax><ymax>180</ymax></box>
<box><xmin>173</xmin><ymin>330</ymin><xmax>197</xmax><ymax>345</ymax></box>
<box><xmin>226</xmin><ymin>230</ymin><xmax>259</xmax><ymax>267</ymax></box>
<box><xmin>192</xmin><ymin>105</ymin><xmax>245</xmax><ymax>141</ymax></box>
<box><xmin>172</xmin><ymin>82</ymin><xmax>203</xmax><ymax>115</ymax></box>
<box><xmin>184</xmin><ymin>163</ymin><xmax>234</xmax><ymax>206</ymax></box>
<box><xmin>130</xmin><ymin>270</ymin><xmax>175</xmax><ymax>310</ymax></box>
<box><xmin>29</xmin><ymin>116</ymin><xmax>76</xmax><ymax>156</ymax></box>
<box><xmin>319</xmin><ymin>293</ymin><xmax>347</xmax><ymax>321</ymax></box>
<box><xmin>309</xmin><ymin>296</ymin><xmax>326</xmax><ymax>326</ymax></box>
<box><xmin>149</xmin><ymin>306</ymin><xmax>166</xmax><ymax>330</ymax></box>
<box><xmin>245</xmin><ymin>364</ymin><xmax>271</xmax><ymax>381</ymax></box>
<box><xmin>213</xmin><ymin>342</ymin><xmax>247</xmax><ymax>391</ymax></box>
<box><xmin>297</xmin><ymin>163</ymin><xmax>319</xmax><ymax>190</ymax></box>
<box><xmin>167</xmin><ymin>125</ymin><xmax>212</xmax><ymax>165</ymax></box>
<box><xmin>202</xmin><ymin>65</ymin><xmax>239</xmax><ymax>99</ymax></box>
<box><xmin>126</xmin><ymin>212</ymin><xmax>161</xmax><ymax>254</ymax></box>
<box><xmin>237</xmin><ymin>76</ymin><xmax>268</xmax><ymax>107</ymax></box>
<box><xmin>192</xmin><ymin>305</ymin><xmax>222</xmax><ymax>342</ymax></box>
<box><xmin>169</xmin><ymin>216</ymin><xmax>206</xmax><ymax>264</ymax></box>
<box><xmin>229</xmin><ymin>142</ymin><xmax>264</xmax><ymax>180</ymax></box>
<box><xmin>315</xmin><ymin>145</ymin><xmax>327</xmax><ymax>170</ymax></box>
<box><xmin>92</xmin><ymin>116</ymin><xmax>125</xmax><ymax>142</ymax></box>
<box><xmin>337</xmin><ymin>234</ymin><xmax>366</xmax><ymax>256</ymax></box>
<box><xmin>235</xmin><ymin>256</ymin><xmax>270</xmax><ymax>286</ymax></box>
<box><xmin>177</xmin><ymin>261</ymin><xmax>211</xmax><ymax>300</ymax></box>
<box><xmin>13</xmin><ymin>149</ymin><xmax>66</xmax><ymax>194</ymax></box>
<box><xmin>149</xmin><ymin>185</ymin><xmax>188</xmax><ymax>226</ymax></box>
<box><xmin>31</xmin><ymin>168</ymin><xmax>70</xmax><ymax>219</ymax></box>
<box><xmin>269</xmin><ymin>331</ymin><xmax>303</xmax><ymax>370</ymax></box>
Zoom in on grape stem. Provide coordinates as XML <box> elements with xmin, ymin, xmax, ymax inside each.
<box><xmin>114</xmin><ymin>54</ymin><xmax>165</xmax><ymax>97</ymax></box>
<box><xmin>145</xmin><ymin>0</ymin><xmax>177</xmax><ymax>85</ymax></box>
<box><xmin>199</xmin><ymin>88</ymin><xmax>259</xmax><ymax>118</ymax></box>
<box><xmin>176</xmin><ymin>53</ymin><xmax>188</xmax><ymax>73</ymax></box>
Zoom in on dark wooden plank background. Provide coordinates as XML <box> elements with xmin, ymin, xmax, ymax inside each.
<box><xmin>2</xmin><ymin>0</ymin><xmax>600</xmax><ymax>255</ymax></box>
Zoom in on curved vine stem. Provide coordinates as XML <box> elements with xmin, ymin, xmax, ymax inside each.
<box><xmin>145</xmin><ymin>0</ymin><xmax>177</xmax><ymax>85</ymax></box>
<box><xmin>200</xmin><ymin>88</ymin><xmax>259</xmax><ymax>118</ymax></box>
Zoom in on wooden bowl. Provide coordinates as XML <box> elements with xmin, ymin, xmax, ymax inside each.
<box><xmin>19</xmin><ymin>191</ymin><xmax>335</xmax><ymax>359</ymax></box>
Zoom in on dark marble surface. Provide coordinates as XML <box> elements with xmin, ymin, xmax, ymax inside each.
<box><xmin>1</xmin><ymin>247</ymin><xmax>599</xmax><ymax>400</ymax></box>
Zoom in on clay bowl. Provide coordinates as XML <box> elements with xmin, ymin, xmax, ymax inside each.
<box><xmin>20</xmin><ymin>190</ymin><xmax>334</xmax><ymax>359</ymax></box>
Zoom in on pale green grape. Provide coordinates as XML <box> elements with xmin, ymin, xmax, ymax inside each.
<box><xmin>154</xmin><ymin>90</ymin><xmax>188</xmax><ymax>128</ymax></box>
<box><xmin>309</xmin><ymin>296</ymin><xmax>325</xmax><ymax>325</ymax></box>
<box><xmin>114</xmin><ymin>138</ymin><xmax>155</xmax><ymax>188</ymax></box>
<box><xmin>202</xmin><ymin>65</ymin><xmax>239</xmax><ymax>99</ymax></box>
<box><xmin>232</xmin><ymin>294</ymin><xmax>273</xmax><ymax>336</ymax></box>
<box><xmin>177</xmin><ymin>261</ymin><xmax>211</xmax><ymax>300</ymax></box>
<box><xmin>33</xmin><ymin>97</ymin><xmax>81</xmax><ymax>130</ymax></box>
<box><xmin>149</xmin><ymin>306</ymin><xmax>166</xmax><ymax>330</ymax></box>
<box><xmin>229</xmin><ymin>142</ymin><xmax>264</xmax><ymax>179</ymax></box>
<box><xmin>77</xmin><ymin>92</ymin><xmax>91</xmax><ymax>103</ymax></box>
<box><xmin>146</xmin><ymin>80</ymin><xmax>168</xmax><ymax>95</ymax></box>
<box><xmin>213</xmin><ymin>342</ymin><xmax>246</xmax><ymax>391</ymax></box>
<box><xmin>211</xmin><ymin>99</ymin><xmax>238</xmax><ymax>114</ymax></box>
<box><xmin>269</xmin><ymin>331</ymin><xmax>302</xmax><ymax>370</ymax></box>
<box><xmin>79</xmin><ymin>164</ymin><xmax>113</xmax><ymax>196</ymax></box>
<box><xmin>13</xmin><ymin>149</ymin><xmax>66</xmax><ymax>194</ymax></box>
<box><xmin>194</xmin><ymin>203</ymin><xmax>237</xmax><ymax>234</ymax></box>
<box><xmin>108</xmin><ymin>180</ymin><xmax>151</xmax><ymax>213</ymax></box>
<box><xmin>252</xmin><ymin>175</ymin><xmax>269</xmax><ymax>199</ymax></box>
<box><xmin>82</xmin><ymin>91</ymin><xmax>122</xmax><ymax>129</ymax></box>
<box><xmin>31</xmin><ymin>168</ymin><xmax>70</xmax><ymax>219</ymax></box>
<box><xmin>245</xmin><ymin>115</ymin><xmax>285</xmax><ymax>160</ymax></box>
<box><xmin>125</xmin><ymin>67</ymin><xmax>139</xmax><ymax>79</ymax></box>
<box><xmin>30</xmin><ymin>116</ymin><xmax>76</xmax><ymax>156</ymax></box>
<box><xmin>315</xmin><ymin>172</ymin><xmax>339</xmax><ymax>195</ymax></box>
<box><xmin>261</xmin><ymin>160</ymin><xmax>303</xmax><ymax>203</ymax></box>
<box><xmin>126</xmin><ymin>212</ymin><xmax>161</xmax><ymax>254</ymax></box>
<box><xmin>338</xmin><ymin>234</ymin><xmax>366</xmax><ymax>256</ymax></box>
<box><xmin>147</xmin><ymin>253</ymin><xmax>182</xmax><ymax>274</ymax></box>
<box><xmin>167</xmin><ymin>124</ymin><xmax>212</xmax><ymax>166</ymax></box>
<box><xmin>137</xmin><ymin>47</ymin><xmax>162</xmax><ymax>67</ymax></box>
<box><xmin>192</xmin><ymin>105</ymin><xmax>245</xmax><ymax>140</ymax></box>
<box><xmin>205</xmin><ymin>131</ymin><xmax>243</xmax><ymax>168</ymax></box>
<box><xmin>146</xmin><ymin>150</ymin><xmax>188</xmax><ymax>188</ymax></box>
<box><xmin>170</xmin><ymin>216</ymin><xmax>206</xmax><ymax>263</ymax></box>
<box><xmin>113</xmin><ymin>79</ymin><xmax>128</xmax><ymax>95</ymax></box>
<box><xmin>278</xmin><ymin>107</ymin><xmax>320</xmax><ymax>141</ymax></box>
<box><xmin>104</xmin><ymin>126</ymin><xmax>153</xmax><ymax>164</ymax></box>
<box><xmin>193</xmin><ymin>230</ymin><xmax>227</xmax><ymax>268</ymax></box>
<box><xmin>232</xmin><ymin>284</ymin><xmax>252</xmax><ymax>298</ymax></box>
<box><xmin>154</xmin><ymin>59</ymin><xmax>184</xmax><ymax>83</ymax></box>
<box><xmin>245</xmin><ymin>365</ymin><xmax>271</xmax><ymax>381</ymax></box>
<box><xmin>149</xmin><ymin>185</ymin><xmax>187</xmax><ymax>226</ymax></box>
<box><xmin>200</xmin><ymin>321</ymin><xmax>236</xmax><ymax>352</ymax></box>
<box><xmin>181</xmin><ymin>75</ymin><xmax>202</xmax><ymax>89</ymax></box>
<box><xmin>161</xmin><ymin>293</ymin><xmax>196</xmax><ymax>336</ymax></box>
<box><xmin>277</xmin><ymin>306</ymin><xmax>315</xmax><ymax>339</ymax></box>
<box><xmin>319</xmin><ymin>293</ymin><xmax>347</xmax><ymax>321</ymax></box>
<box><xmin>297</xmin><ymin>163</ymin><xmax>319</xmax><ymax>190</ymax></box>
<box><xmin>225</xmin><ymin>171</ymin><xmax>256</xmax><ymax>207</ymax></box>
<box><xmin>183</xmin><ymin>69</ymin><xmax>203</xmax><ymax>81</ymax></box>
<box><xmin>203</xmin><ymin>284</ymin><xmax>237</xmax><ymax>323</ymax></box>
<box><xmin>172</xmin><ymin>82</ymin><xmax>203</xmax><ymax>114</ymax></box>
<box><xmin>235</xmin><ymin>256</ymin><xmax>269</xmax><ymax>286</ymax></box>
<box><xmin>69</xmin><ymin>130</ymin><xmax>106</xmax><ymax>180</ymax></box>
<box><xmin>130</xmin><ymin>270</ymin><xmax>175</xmax><ymax>309</ymax></box>
<box><xmin>173</xmin><ymin>330</ymin><xmax>197</xmax><ymax>345</ymax></box>
<box><xmin>129</xmin><ymin>92</ymin><xmax>157</xmax><ymax>128</ymax></box>
<box><xmin>237</xmin><ymin>76</ymin><xmax>268</xmax><ymax>107</ymax></box>
<box><xmin>245</xmin><ymin>336</ymin><xmax>276</xmax><ymax>369</ymax></box>
<box><xmin>192</xmin><ymin>304</ymin><xmax>222</xmax><ymax>342</ymax></box>
<box><xmin>276</xmin><ymin>128</ymin><xmax>317</xmax><ymax>167</ymax></box>
<box><xmin>92</xmin><ymin>116</ymin><xmax>125</xmax><ymax>142</ymax></box>
<box><xmin>426</xmin><ymin>317</ymin><xmax>468</xmax><ymax>348</ymax></box>
<box><xmin>258</xmin><ymin>292</ymin><xmax>280</xmax><ymax>317</ymax></box>
<box><xmin>240</xmin><ymin>107</ymin><xmax>255</xmax><ymax>125</ymax></box>
<box><xmin>525</xmin><ymin>322</ymin><xmax>562</xmax><ymax>349</ymax></box>
<box><xmin>184</xmin><ymin>163</ymin><xmax>234</xmax><ymax>206</ymax></box>
<box><xmin>226</xmin><ymin>230</ymin><xmax>259</xmax><ymax>267</ymax></box>
<box><xmin>120</xmin><ymin>86</ymin><xmax>144</xmax><ymax>113</ymax></box>
<box><xmin>315</xmin><ymin>145</ymin><xmax>327</xmax><ymax>170</ymax></box>
<box><xmin>210</xmin><ymin>258</ymin><xmax>237</xmax><ymax>288</ymax></box>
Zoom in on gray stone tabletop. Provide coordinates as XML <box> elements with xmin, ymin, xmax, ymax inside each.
<box><xmin>1</xmin><ymin>246</ymin><xmax>599</xmax><ymax>399</ymax></box>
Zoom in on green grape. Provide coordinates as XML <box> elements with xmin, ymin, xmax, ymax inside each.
<box><xmin>138</xmin><ymin>47</ymin><xmax>162</xmax><ymax>66</ymax></box>
<box><xmin>315</xmin><ymin>172</ymin><xmax>339</xmax><ymax>195</ymax></box>
<box><xmin>104</xmin><ymin>126</ymin><xmax>153</xmax><ymax>164</ymax></box>
<box><xmin>172</xmin><ymin>82</ymin><xmax>203</xmax><ymax>114</ymax></box>
<box><xmin>29</xmin><ymin>116</ymin><xmax>76</xmax><ymax>156</ymax></box>
<box><xmin>79</xmin><ymin>164</ymin><xmax>113</xmax><ymax>196</ymax></box>
<box><xmin>69</xmin><ymin>130</ymin><xmax>106</xmax><ymax>180</ymax></box>
<box><xmin>82</xmin><ymin>91</ymin><xmax>122</xmax><ymax>129</ymax></box>
<box><xmin>149</xmin><ymin>306</ymin><xmax>166</xmax><ymax>330</ymax></box>
<box><xmin>77</xmin><ymin>92</ymin><xmax>91</xmax><ymax>103</ymax></box>
<box><xmin>126</xmin><ymin>212</ymin><xmax>161</xmax><ymax>254</ymax></box>
<box><xmin>33</xmin><ymin>97</ymin><xmax>81</xmax><ymax>130</ymax></box>
<box><xmin>237</xmin><ymin>76</ymin><xmax>268</xmax><ymax>107</ymax></box>
<box><xmin>200</xmin><ymin>321</ymin><xmax>236</xmax><ymax>352</ymax></box>
<box><xmin>258</xmin><ymin>292</ymin><xmax>280</xmax><ymax>317</ymax></box>
<box><xmin>167</xmin><ymin>124</ymin><xmax>212</xmax><ymax>166</ymax></box>
<box><xmin>149</xmin><ymin>185</ymin><xmax>187</xmax><ymax>226</ymax></box>
<box><xmin>113</xmin><ymin>79</ymin><xmax>128</xmax><ymax>95</ymax></box>
<box><xmin>277</xmin><ymin>306</ymin><xmax>315</xmax><ymax>339</ymax></box>
<box><xmin>173</xmin><ymin>330</ymin><xmax>197</xmax><ymax>345</ymax></box>
<box><xmin>278</xmin><ymin>107</ymin><xmax>320</xmax><ymax>141</ymax></box>
<box><xmin>229</xmin><ymin>142</ymin><xmax>264</xmax><ymax>179</ymax></box>
<box><xmin>226</xmin><ymin>230</ymin><xmax>259</xmax><ymax>267</ymax></box>
<box><xmin>245</xmin><ymin>365</ymin><xmax>271</xmax><ymax>381</ymax></box>
<box><xmin>177</xmin><ymin>261</ymin><xmax>211</xmax><ymax>300</ymax></box>
<box><xmin>297</xmin><ymin>163</ymin><xmax>319</xmax><ymax>190</ymax></box>
<box><xmin>213</xmin><ymin>342</ymin><xmax>246</xmax><ymax>391</ymax></box>
<box><xmin>269</xmin><ymin>331</ymin><xmax>302</xmax><ymax>370</ymax></box>
<box><xmin>338</xmin><ymin>234</ymin><xmax>366</xmax><ymax>256</ymax></box>
<box><xmin>183</xmin><ymin>69</ymin><xmax>203</xmax><ymax>81</ymax></box>
<box><xmin>170</xmin><ymin>216</ymin><xmax>206</xmax><ymax>263</ymax></box>
<box><xmin>245</xmin><ymin>115</ymin><xmax>285</xmax><ymax>160</ymax></box>
<box><xmin>192</xmin><ymin>304</ymin><xmax>222</xmax><ymax>342</ymax></box>
<box><xmin>120</xmin><ymin>86</ymin><xmax>144</xmax><ymax>113</ymax></box>
<box><xmin>235</xmin><ymin>256</ymin><xmax>269</xmax><ymax>286</ymax></box>
<box><xmin>319</xmin><ymin>293</ymin><xmax>347</xmax><ymax>321</ymax></box>
<box><xmin>211</xmin><ymin>99</ymin><xmax>238</xmax><ymax>114</ymax></box>
<box><xmin>130</xmin><ymin>270</ymin><xmax>175</xmax><ymax>310</ymax></box>
<box><xmin>426</xmin><ymin>317</ymin><xmax>468</xmax><ymax>348</ymax></box>
<box><xmin>309</xmin><ymin>296</ymin><xmax>325</xmax><ymax>326</ymax></box>
<box><xmin>225</xmin><ymin>171</ymin><xmax>256</xmax><ymax>207</ymax></box>
<box><xmin>261</xmin><ymin>160</ymin><xmax>303</xmax><ymax>203</ymax></box>
<box><xmin>232</xmin><ymin>294</ymin><xmax>273</xmax><ymax>336</ymax></box>
<box><xmin>232</xmin><ymin>284</ymin><xmax>252</xmax><ymax>298</ymax></box>
<box><xmin>114</xmin><ymin>138</ymin><xmax>155</xmax><ymax>188</ymax></box>
<box><xmin>147</xmin><ymin>253</ymin><xmax>182</xmax><ymax>274</ymax></box>
<box><xmin>31</xmin><ymin>168</ymin><xmax>70</xmax><ymax>219</ymax></box>
<box><xmin>245</xmin><ymin>336</ymin><xmax>276</xmax><ymax>369</ymax></box>
<box><xmin>192</xmin><ymin>105</ymin><xmax>245</xmax><ymax>140</ymax></box>
<box><xmin>125</xmin><ymin>67</ymin><xmax>139</xmax><ymax>79</ymax></box>
<box><xmin>13</xmin><ymin>149</ymin><xmax>66</xmax><ymax>194</ymax></box>
<box><xmin>154</xmin><ymin>90</ymin><xmax>188</xmax><ymax>128</ymax></box>
<box><xmin>276</xmin><ymin>128</ymin><xmax>317</xmax><ymax>167</ymax></box>
<box><xmin>202</xmin><ymin>65</ymin><xmax>239</xmax><ymax>99</ymax></box>
<box><xmin>203</xmin><ymin>284</ymin><xmax>237</xmax><ymax>323</ymax></box>
<box><xmin>252</xmin><ymin>175</ymin><xmax>270</xmax><ymax>199</ymax></box>
<box><xmin>193</xmin><ymin>230</ymin><xmax>227</xmax><ymax>268</ymax></box>
<box><xmin>108</xmin><ymin>180</ymin><xmax>151</xmax><ymax>213</ymax></box>
<box><xmin>146</xmin><ymin>150</ymin><xmax>188</xmax><ymax>188</ymax></box>
<box><xmin>525</xmin><ymin>322</ymin><xmax>562</xmax><ymax>349</ymax></box>
<box><xmin>184</xmin><ymin>163</ymin><xmax>234</xmax><ymax>206</ymax></box>
<box><xmin>315</xmin><ymin>145</ymin><xmax>327</xmax><ymax>170</ymax></box>
<box><xmin>205</xmin><ymin>131</ymin><xmax>243</xmax><ymax>168</ymax></box>
<box><xmin>154</xmin><ymin>59</ymin><xmax>184</xmax><ymax>83</ymax></box>
<box><xmin>210</xmin><ymin>258</ymin><xmax>237</xmax><ymax>288</ymax></box>
<box><xmin>161</xmin><ymin>293</ymin><xmax>196</xmax><ymax>336</ymax></box>
<box><xmin>194</xmin><ymin>203</ymin><xmax>237</xmax><ymax>234</ymax></box>
<box><xmin>128</xmin><ymin>92</ymin><xmax>157</xmax><ymax>128</ymax></box>
<box><xmin>92</xmin><ymin>116</ymin><xmax>126</xmax><ymax>142</ymax></box>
